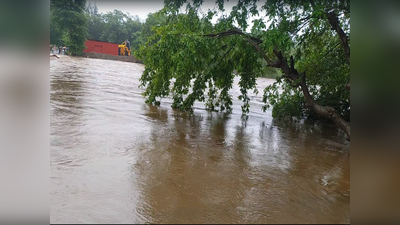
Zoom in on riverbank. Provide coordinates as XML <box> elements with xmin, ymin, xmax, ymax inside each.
<box><xmin>80</xmin><ymin>52</ymin><xmax>142</xmax><ymax>63</ymax></box>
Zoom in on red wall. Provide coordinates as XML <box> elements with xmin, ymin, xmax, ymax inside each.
<box><xmin>83</xmin><ymin>40</ymin><xmax>118</xmax><ymax>56</ymax></box>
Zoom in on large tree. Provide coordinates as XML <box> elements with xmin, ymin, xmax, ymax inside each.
<box><xmin>50</xmin><ymin>9</ymin><xmax>64</xmax><ymax>47</ymax></box>
<box><xmin>100</xmin><ymin>10</ymin><xmax>142</xmax><ymax>44</ymax></box>
<box><xmin>50</xmin><ymin>0</ymin><xmax>88</xmax><ymax>56</ymax></box>
<box><xmin>136</xmin><ymin>0</ymin><xmax>350</xmax><ymax>140</ymax></box>
<box><xmin>86</xmin><ymin>2</ymin><xmax>105</xmax><ymax>41</ymax></box>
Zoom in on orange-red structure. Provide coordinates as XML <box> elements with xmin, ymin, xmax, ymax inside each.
<box><xmin>83</xmin><ymin>40</ymin><xmax>118</xmax><ymax>56</ymax></box>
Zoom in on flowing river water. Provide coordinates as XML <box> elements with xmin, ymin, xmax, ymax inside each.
<box><xmin>50</xmin><ymin>56</ymin><xmax>350</xmax><ymax>224</ymax></box>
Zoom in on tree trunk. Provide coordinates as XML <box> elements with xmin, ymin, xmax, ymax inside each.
<box><xmin>271</xmin><ymin>49</ymin><xmax>351</xmax><ymax>141</ymax></box>
<box><xmin>204</xmin><ymin>29</ymin><xmax>351</xmax><ymax>140</ymax></box>
<box><xmin>325</xmin><ymin>11</ymin><xmax>350</xmax><ymax>92</ymax></box>
<box><xmin>300</xmin><ymin>82</ymin><xmax>351</xmax><ymax>140</ymax></box>
<box><xmin>326</xmin><ymin>12</ymin><xmax>350</xmax><ymax>65</ymax></box>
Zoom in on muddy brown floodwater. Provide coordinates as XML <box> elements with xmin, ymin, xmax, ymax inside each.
<box><xmin>50</xmin><ymin>56</ymin><xmax>350</xmax><ymax>224</ymax></box>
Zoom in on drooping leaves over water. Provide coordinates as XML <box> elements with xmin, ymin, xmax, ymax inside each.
<box><xmin>136</xmin><ymin>6</ymin><xmax>263</xmax><ymax>114</ymax></box>
<box><xmin>135</xmin><ymin>0</ymin><xmax>350</xmax><ymax>140</ymax></box>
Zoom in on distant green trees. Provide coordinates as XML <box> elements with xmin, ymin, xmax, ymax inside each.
<box><xmin>50</xmin><ymin>1</ymin><xmax>169</xmax><ymax>56</ymax></box>
<box><xmin>86</xmin><ymin>7</ymin><xmax>143</xmax><ymax>44</ymax></box>
<box><xmin>85</xmin><ymin>5</ymin><xmax>167</xmax><ymax>51</ymax></box>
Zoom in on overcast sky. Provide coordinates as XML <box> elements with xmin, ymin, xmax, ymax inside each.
<box><xmin>87</xmin><ymin>0</ymin><xmax>267</xmax><ymax>31</ymax></box>
<box><xmin>87</xmin><ymin>0</ymin><xmax>256</xmax><ymax>20</ymax></box>
<box><xmin>87</xmin><ymin>0</ymin><xmax>165</xmax><ymax>21</ymax></box>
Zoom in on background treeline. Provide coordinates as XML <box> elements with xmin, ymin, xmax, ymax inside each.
<box><xmin>50</xmin><ymin>2</ymin><xmax>166</xmax><ymax>54</ymax></box>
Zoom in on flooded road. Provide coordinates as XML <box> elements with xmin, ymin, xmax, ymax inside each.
<box><xmin>50</xmin><ymin>56</ymin><xmax>350</xmax><ymax>224</ymax></box>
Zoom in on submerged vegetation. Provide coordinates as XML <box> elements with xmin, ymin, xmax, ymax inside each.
<box><xmin>135</xmin><ymin>0</ymin><xmax>350</xmax><ymax>140</ymax></box>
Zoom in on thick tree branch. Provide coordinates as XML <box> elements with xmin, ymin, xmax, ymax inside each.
<box><xmin>305</xmin><ymin>2</ymin><xmax>350</xmax><ymax>66</ymax></box>
<box><xmin>272</xmin><ymin>49</ymin><xmax>351</xmax><ymax>140</ymax></box>
<box><xmin>345</xmin><ymin>83</ymin><xmax>350</xmax><ymax>91</ymax></box>
<box><xmin>326</xmin><ymin>11</ymin><xmax>350</xmax><ymax>65</ymax></box>
<box><xmin>202</xmin><ymin>28</ymin><xmax>264</xmax><ymax>44</ymax></box>
<box><xmin>203</xmin><ymin>29</ymin><xmax>276</xmax><ymax>66</ymax></box>
<box><xmin>202</xmin><ymin>29</ymin><xmax>245</xmax><ymax>38</ymax></box>
<box><xmin>290</xmin><ymin>55</ymin><xmax>295</xmax><ymax>70</ymax></box>
<box><xmin>245</xmin><ymin>37</ymin><xmax>277</xmax><ymax>66</ymax></box>
<box><xmin>325</xmin><ymin>11</ymin><xmax>350</xmax><ymax>91</ymax></box>
<box><xmin>202</xmin><ymin>28</ymin><xmax>350</xmax><ymax>139</ymax></box>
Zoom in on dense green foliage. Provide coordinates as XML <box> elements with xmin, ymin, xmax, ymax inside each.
<box><xmin>131</xmin><ymin>13</ymin><xmax>167</xmax><ymax>53</ymax></box>
<box><xmin>86</xmin><ymin>7</ymin><xmax>142</xmax><ymax>44</ymax></box>
<box><xmin>50</xmin><ymin>1</ymin><xmax>166</xmax><ymax>56</ymax></box>
<box><xmin>135</xmin><ymin>0</ymin><xmax>350</xmax><ymax>135</ymax></box>
<box><xmin>50</xmin><ymin>0</ymin><xmax>88</xmax><ymax>56</ymax></box>
<box><xmin>50</xmin><ymin>2</ymin><xmax>144</xmax><ymax>51</ymax></box>
<box><xmin>260</xmin><ymin>0</ymin><xmax>350</xmax><ymax>122</ymax></box>
<box><xmin>136</xmin><ymin>6</ymin><xmax>264</xmax><ymax>113</ymax></box>
<box><xmin>50</xmin><ymin>11</ymin><xmax>65</xmax><ymax>47</ymax></box>
<box><xmin>86</xmin><ymin>5</ymin><xmax>167</xmax><ymax>51</ymax></box>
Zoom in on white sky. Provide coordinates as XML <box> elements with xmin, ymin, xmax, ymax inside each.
<box><xmin>87</xmin><ymin>0</ymin><xmax>165</xmax><ymax>21</ymax></box>
<box><xmin>87</xmin><ymin>0</ymin><xmax>268</xmax><ymax>30</ymax></box>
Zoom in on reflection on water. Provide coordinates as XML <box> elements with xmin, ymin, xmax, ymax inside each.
<box><xmin>50</xmin><ymin>56</ymin><xmax>349</xmax><ymax>224</ymax></box>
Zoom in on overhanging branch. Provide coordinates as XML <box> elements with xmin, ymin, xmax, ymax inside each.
<box><xmin>202</xmin><ymin>28</ymin><xmax>350</xmax><ymax>140</ymax></box>
<box><xmin>245</xmin><ymin>37</ymin><xmax>277</xmax><ymax>66</ymax></box>
<box><xmin>202</xmin><ymin>29</ymin><xmax>262</xmax><ymax>45</ymax></box>
<box><xmin>326</xmin><ymin>11</ymin><xmax>350</xmax><ymax>65</ymax></box>
<box><xmin>203</xmin><ymin>29</ymin><xmax>277</xmax><ymax>66</ymax></box>
<box><xmin>202</xmin><ymin>29</ymin><xmax>245</xmax><ymax>38</ymax></box>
